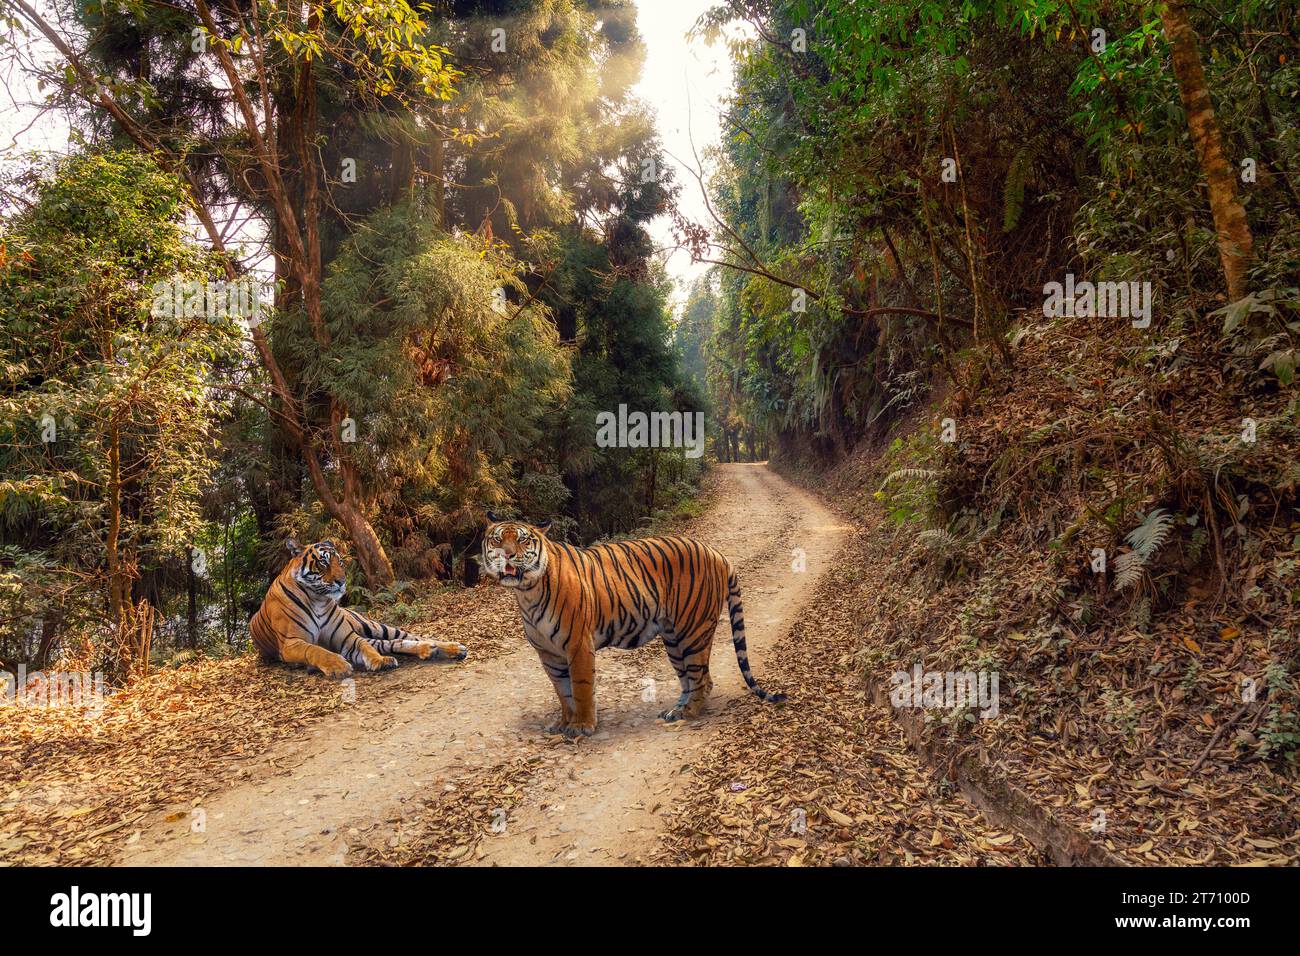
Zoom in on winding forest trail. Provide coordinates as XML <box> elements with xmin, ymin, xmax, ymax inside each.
<box><xmin>121</xmin><ymin>464</ymin><xmax>847</xmax><ymax>865</ymax></box>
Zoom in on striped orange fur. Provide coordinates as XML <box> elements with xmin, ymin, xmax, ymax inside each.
<box><xmin>250</xmin><ymin>540</ymin><xmax>467</xmax><ymax>677</ymax></box>
<box><xmin>482</xmin><ymin>514</ymin><xmax>785</xmax><ymax>738</ymax></box>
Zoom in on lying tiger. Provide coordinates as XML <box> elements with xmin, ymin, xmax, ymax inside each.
<box><xmin>251</xmin><ymin>539</ymin><xmax>467</xmax><ymax>677</ymax></box>
<box><xmin>482</xmin><ymin>513</ymin><xmax>785</xmax><ymax>738</ymax></box>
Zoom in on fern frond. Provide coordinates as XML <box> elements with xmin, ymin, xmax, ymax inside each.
<box><xmin>1113</xmin><ymin>550</ymin><xmax>1145</xmax><ymax>591</ymax></box>
<box><xmin>916</xmin><ymin>529</ymin><xmax>959</xmax><ymax>552</ymax></box>
<box><xmin>1026</xmin><ymin>420</ymin><xmax>1063</xmax><ymax>444</ymax></box>
<box><xmin>1002</xmin><ymin>144</ymin><xmax>1034</xmax><ymax>233</ymax></box>
<box><xmin>880</xmin><ymin>467</ymin><xmax>937</xmax><ymax>489</ymax></box>
<box><xmin>1125</xmin><ymin>508</ymin><xmax>1174</xmax><ymax>561</ymax></box>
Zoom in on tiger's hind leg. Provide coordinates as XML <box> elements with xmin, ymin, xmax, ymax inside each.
<box><xmin>337</xmin><ymin>634</ymin><xmax>398</xmax><ymax>672</ymax></box>
<box><xmin>353</xmin><ymin>638</ymin><xmax>399</xmax><ymax>672</ymax></box>
<box><xmin>343</xmin><ymin>609</ymin><xmax>467</xmax><ymax>662</ymax></box>
<box><xmin>320</xmin><ymin>617</ymin><xmax>397</xmax><ymax>673</ymax></box>
<box><xmin>392</xmin><ymin>638</ymin><xmax>467</xmax><ymax>661</ymax></box>
<box><xmin>658</xmin><ymin>626</ymin><xmax>715</xmax><ymax>722</ymax></box>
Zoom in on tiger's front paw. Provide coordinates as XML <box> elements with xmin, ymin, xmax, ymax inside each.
<box><xmin>562</xmin><ymin>722</ymin><xmax>595</xmax><ymax>739</ymax></box>
<box><xmin>318</xmin><ymin>658</ymin><xmax>353</xmax><ymax>679</ymax></box>
<box><xmin>658</xmin><ymin>706</ymin><xmax>684</xmax><ymax>723</ymax></box>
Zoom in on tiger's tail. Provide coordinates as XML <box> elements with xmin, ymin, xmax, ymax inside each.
<box><xmin>726</xmin><ymin>568</ymin><xmax>787</xmax><ymax>704</ymax></box>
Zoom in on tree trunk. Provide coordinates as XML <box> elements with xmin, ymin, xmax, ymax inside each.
<box><xmin>303</xmin><ymin>449</ymin><xmax>395</xmax><ymax>586</ymax></box>
<box><xmin>35</xmin><ymin>605</ymin><xmax>61</xmax><ymax>669</ymax></box>
<box><xmin>341</xmin><ymin>511</ymin><xmax>396</xmax><ymax>587</ymax></box>
<box><xmin>1161</xmin><ymin>0</ymin><xmax>1254</xmax><ymax>301</ymax></box>
<box><xmin>105</xmin><ymin>421</ymin><xmax>131</xmax><ymax>629</ymax></box>
<box><xmin>428</xmin><ymin>117</ymin><xmax>445</xmax><ymax>228</ymax></box>
<box><xmin>272</xmin><ymin>28</ymin><xmax>395</xmax><ymax>588</ymax></box>
<box><xmin>185</xmin><ymin>547</ymin><xmax>198</xmax><ymax>649</ymax></box>
<box><xmin>647</xmin><ymin>452</ymin><xmax>658</xmax><ymax>513</ymax></box>
<box><xmin>224</xmin><ymin>520</ymin><xmax>236</xmax><ymax>645</ymax></box>
<box><xmin>389</xmin><ymin>140</ymin><xmax>415</xmax><ymax>205</ymax></box>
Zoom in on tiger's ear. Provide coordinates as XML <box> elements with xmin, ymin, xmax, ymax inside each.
<box><xmin>535</xmin><ymin>518</ymin><xmax>552</xmax><ymax>536</ymax></box>
<box><xmin>486</xmin><ymin>510</ymin><xmax>502</xmax><ymax>524</ymax></box>
<box><xmin>285</xmin><ymin>538</ymin><xmax>302</xmax><ymax>556</ymax></box>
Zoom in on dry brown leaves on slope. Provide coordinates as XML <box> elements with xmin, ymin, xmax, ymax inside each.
<box><xmin>652</xmin><ymin>546</ymin><xmax>1045</xmax><ymax>867</ymax></box>
<box><xmin>781</xmin><ymin>311</ymin><xmax>1300</xmax><ymax>866</ymax></box>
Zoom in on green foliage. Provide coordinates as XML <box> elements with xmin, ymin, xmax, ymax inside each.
<box><xmin>699</xmin><ymin>0</ymin><xmax>1095</xmax><ymax>458</ymax></box>
<box><xmin>449</xmin><ymin>0</ymin><xmax>655</xmax><ymax>237</ymax></box>
<box><xmin>1100</xmin><ymin>688</ymin><xmax>1143</xmax><ymax>740</ymax></box>
<box><xmin>1260</xmin><ymin>660</ymin><xmax>1300</xmax><ymax>765</ymax></box>
<box><xmin>1002</xmin><ymin>144</ymin><xmax>1034</xmax><ymax>233</ymax></box>
<box><xmin>265</xmin><ymin>0</ymin><xmax>460</xmax><ymax>100</ymax></box>
<box><xmin>1069</xmin><ymin>2</ymin><xmax>1300</xmax><ymax>299</ymax></box>
<box><xmin>0</xmin><ymin>150</ymin><xmax>239</xmax><ymax>662</ymax></box>
<box><xmin>702</xmin><ymin>0</ymin><xmax>1300</xmax><ymax>466</ymax></box>
<box><xmin>309</xmin><ymin>198</ymin><xmax>572</xmax><ymax>538</ymax></box>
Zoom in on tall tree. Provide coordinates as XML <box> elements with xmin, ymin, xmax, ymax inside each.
<box><xmin>11</xmin><ymin>0</ymin><xmax>461</xmax><ymax>584</ymax></box>
<box><xmin>0</xmin><ymin>150</ymin><xmax>239</xmax><ymax>674</ymax></box>
<box><xmin>1159</xmin><ymin>0</ymin><xmax>1254</xmax><ymax>301</ymax></box>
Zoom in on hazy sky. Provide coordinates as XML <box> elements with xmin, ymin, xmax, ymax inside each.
<box><xmin>629</xmin><ymin>0</ymin><xmax>742</xmax><ymax>303</ymax></box>
<box><xmin>1</xmin><ymin>15</ymin><xmax>62</xmax><ymax>157</ymax></box>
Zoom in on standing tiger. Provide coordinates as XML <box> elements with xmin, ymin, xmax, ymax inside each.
<box><xmin>481</xmin><ymin>513</ymin><xmax>785</xmax><ymax>738</ymax></box>
<box><xmin>251</xmin><ymin>539</ymin><xmax>467</xmax><ymax>677</ymax></box>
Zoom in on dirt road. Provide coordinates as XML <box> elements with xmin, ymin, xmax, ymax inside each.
<box><xmin>121</xmin><ymin>463</ymin><xmax>845</xmax><ymax>865</ymax></box>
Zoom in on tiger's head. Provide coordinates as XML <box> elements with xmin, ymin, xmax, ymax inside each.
<box><xmin>286</xmin><ymin>539</ymin><xmax>347</xmax><ymax>601</ymax></box>
<box><xmin>482</xmin><ymin>513</ymin><xmax>551</xmax><ymax>588</ymax></box>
